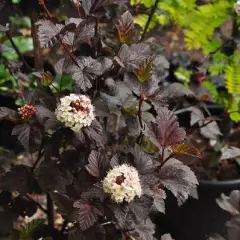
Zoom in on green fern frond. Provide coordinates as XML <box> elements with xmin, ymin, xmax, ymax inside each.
<box><xmin>225</xmin><ymin>63</ymin><xmax>240</xmax><ymax>95</ymax></box>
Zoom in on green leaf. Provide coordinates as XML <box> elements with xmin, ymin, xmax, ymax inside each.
<box><xmin>174</xmin><ymin>67</ymin><xmax>191</xmax><ymax>84</ymax></box>
<box><xmin>55</xmin><ymin>75</ymin><xmax>72</xmax><ymax>91</ymax></box>
<box><xmin>202</xmin><ymin>81</ymin><xmax>219</xmax><ymax>101</ymax></box>
<box><xmin>203</xmin><ymin>40</ymin><xmax>221</xmax><ymax>55</ymax></box>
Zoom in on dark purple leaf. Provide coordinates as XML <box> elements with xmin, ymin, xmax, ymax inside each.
<box><xmin>81</xmin><ymin>0</ymin><xmax>115</xmax><ymax>16</ymax></box>
<box><xmin>110</xmin><ymin>154</ymin><xmax>119</xmax><ymax>168</ymax></box>
<box><xmin>226</xmin><ymin>216</ymin><xmax>240</xmax><ymax>240</ymax></box>
<box><xmin>131</xmin><ymin>144</ymin><xmax>155</xmax><ymax>174</ymax></box>
<box><xmin>35</xmin><ymin>105</ymin><xmax>57</xmax><ymax>130</ymax></box>
<box><xmin>81</xmin><ymin>184</ymin><xmax>107</xmax><ymax>202</ymax></box>
<box><xmin>75</xmin><ymin>130</ymin><xmax>86</xmax><ymax>143</ymax></box>
<box><xmin>124</xmin><ymin>72</ymin><xmax>167</xmax><ymax>110</ymax></box>
<box><xmin>158</xmin><ymin>158</ymin><xmax>198</xmax><ymax>205</ymax></box>
<box><xmin>161</xmin><ymin>234</ymin><xmax>174</xmax><ymax>240</ymax></box>
<box><xmin>128</xmin><ymin>218</ymin><xmax>155</xmax><ymax>240</ymax></box>
<box><xmin>83</xmin><ymin>120</ymin><xmax>107</xmax><ymax>147</ymax></box>
<box><xmin>190</xmin><ymin>107</ymin><xmax>204</xmax><ymax>126</ymax></box>
<box><xmin>115</xmin><ymin>43</ymin><xmax>151</xmax><ymax>71</ymax></box>
<box><xmin>36</xmin><ymin>20</ymin><xmax>63</xmax><ymax>48</ymax></box>
<box><xmin>50</xmin><ymin>192</ymin><xmax>77</xmax><ymax>221</ymax></box>
<box><xmin>146</xmin><ymin>108</ymin><xmax>186</xmax><ymax>148</ymax></box>
<box><xmin>216</xmin><ymin>190</ymin><xmax>240</xmax><ymax>216</ymax></box>
<box><xmin>166</xmin><ymin>83</ymin><xmax>195</xmax><ymax>99</ymax></box>
<box><xmin>200</xmin><ymin>120</ymin><xmax>222</xmax><ymax>140</ymax></box>
<box><xmin>73</xmin><ymin>200</ymin><xmax>103</xmax><ymax>231</ymax></box>
<box><xmin>54</xmin><ymin>58</ymin><xmax>73</xmax><ymax>75</ymax></box>
<box><xmin>35</xmin><ymin>160</ymin><xmax>73</xmax><ymax>192</ymax></box>
<box><xmin>116</xmin><ymin>10</ymin><xmax>136</xmax><ymax>44</ymax></box>
<box><xmin>220</xmin><ymin>147</ymin><xmax>240</xmax><ymax>160</ymax></box>
<box><xmin>12</xmin><ymin>123</ymin><xmax>42</xmax><ymax>152</ymax></box>
<box><xmin>111</xmin><ymin>205</ymin><xmax>129</xmax><ymax>228</ymax></box>
<box><xmin>0</xmin><ymin>165</ymin><xmax>34</xmax><ymax>194</ymax></box>
<box><xmin>73</xmin><ymin>22</ymin><xmax>95</xmax><ymax>44</ymax></box>
<box><xmin>128</xmin><ymin>196</ymin><xmax>152</xmax><ymax>220</ymax></box>
<box><xmin>142</xmin><ymin>175</ymin><xmax>166</xmax><ymax>213</ymax></box>
<box><xmin>0</xmin><ymin>107</ymin><xmax>18</xmax><ymax>122</ymax></box>
<box><xmin>86</xmin><ymin>150</ymin><xmax>102</xmax><ymax>178</ymax></box>
<box><xmin>69</xmin><ymin>57</ymin><xmax>102</xmax><ymax>92</ymax></box>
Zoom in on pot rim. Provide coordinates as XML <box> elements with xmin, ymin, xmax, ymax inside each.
<box><xmin>199</xmin><ymin>178</ymin><xmax>240</xmax><ymax>188</ymax></box>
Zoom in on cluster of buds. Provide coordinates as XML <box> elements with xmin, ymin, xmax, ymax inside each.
<box><xmin>235</xmin><ymin>0</ymin><xmax>240</xmax><ymax>16</ymax></box>
<box><xmin>18</xmin><ymin>104</ymin><xmax>36</xmax><ymax>120</ymax></box>
<box><xmin>103</xmin><ymin>164</ymin><xmax>142</xmax><ymax>203</ymax></box>
<box><xmin>55</xmin><ymin>94</ymin><xmax>95</xmax><ymax>132</ymax></box>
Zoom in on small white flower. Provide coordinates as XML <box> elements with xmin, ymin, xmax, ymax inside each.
<box><xmin>55</xmin><ymin>94</ymin><xmax>95</xmax><ymax>132</ymax></box>
<box><xmin>103</xmin><ymin>164</ymin><xmax>142</xmax><ymax>203</ymax></box>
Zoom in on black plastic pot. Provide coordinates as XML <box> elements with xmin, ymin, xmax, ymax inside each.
<box><xmin>153</xmin><ymin>179</ymin><xmax>240</xmax><ymax>240</ymax></box>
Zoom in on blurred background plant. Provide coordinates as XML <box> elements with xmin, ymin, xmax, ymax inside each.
<box><xmin>130</xmin><ymin>0</ymin><xmax>240</xmax><ymax>122</ymax></box>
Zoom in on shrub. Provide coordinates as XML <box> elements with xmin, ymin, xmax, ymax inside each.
<box><xmin>0</xmin><ymin>0</ymin><xmax>200</xmax><ymax>239</ymax></box>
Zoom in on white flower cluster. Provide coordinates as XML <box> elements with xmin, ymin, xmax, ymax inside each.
<box><xmin>103</xmin><ymin>164</ymin><xmax>142</xmax><ymax>203</ymax></box>
<box><xmin>235</xmin><ymin>0</ymin><xmax>240</xmax><ymax>16</ymax></box>
<box><xmin>55</xmin><ymin>94</ymin><xmax>95</xmax><ymax>132</ymax></box>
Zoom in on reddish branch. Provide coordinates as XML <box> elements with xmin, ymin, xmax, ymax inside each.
<box><xmin>138</xmin><ymin>88</ymin><xmax>144</xmax><ymax>128</ymax></box>
<box><xmin>39</xmin><ymin>0</ymin><xmax>80</xmax><ymax>68</ymax></box>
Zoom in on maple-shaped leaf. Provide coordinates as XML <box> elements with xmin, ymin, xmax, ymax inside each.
<box><xmin>135</xmin><ymin>56</ymin><xmax>155</xmax><ymax>83</ymax></box>
<box><xmin>200</xmin><ymin>120</ymin><xmax>222</xmax><ymax>140</ymax></box>
<box><xmin>115</xmin><ymin>43</ymin><xmax>151</xmax><ymax>72</ymax></box>
<box><xmin>35</xmin><ymin>105</ymin><xmax>57</xmax><ymax>130</ymax></box>
<box><xmin>172</xmin><ymin>143</ymin><xmax>201</xmax><ymax>158</ymax></box>
<box><xmin>190</xmin><ymin>107</ymin><xmax>205</xmax><ymax>126</ymax></box>
<box><xmin>129</xmin><ymin>197</ymin><xmax>152</xmax><ymax>221</ymax></box>
<box><xmin>158</xmin><ymin>158</ymin><xmax>198</xmax><ymax>205</ymax></box>
<box><xmin>36</xmin><ymin>20</ymin><xmax>63</xmax><ymax>48</ymax></box>
<box><xmin>63</xmin><ymin>20</ymin><xmax>95</xmax><ymax>46</ymax></box>
<box><xmin>69</xmin><ymin>57</ymin><xmax>102</xmax><ymax>92</ymax></box>
<box><xmin>220</xmin><ymin>147</ymin><xmax>240</xmax><ymax>160</ymax></box>
<box><xmin>73</xmin><ymin>200</ymin><xmax>103</xmax><ymax>231</ymax></box>
<box><xmin>83</xmin><ymin>120</ymin><xmax>107</xmax><ymax>148</ymax></box>
<box><xmin>81</xmin><ymin>184</ymin><xmax>107</xmax><ymax>202</ymax></box>
<box><xmin>131</xmin><ymin>144</ymin><xmax>155</xmax><ymax>174</ymax></box>
<box><xmin>116</xmin><ymin>11</ymin><xmax>136</xmax><ymax>44</ymax></box>
<box><xmin>146</xmin><ymin>108</ymin><xmax>186</xmax><ymax>148</ymax></box>
<box><xmin>111</xmin><ymin>205</ymin><xmax>129</xmax><ymax>229</ymax></box>
<box><xmin>0</xmin><ymin>165</ymin><xmax>34</xmax><ymax>194</ymax></box>
<box><xmin>0</xmin><ymin>107</ymin><xmax>18</xmax><ymax>123</ymax></box>
<box><xmin>216</xmin><ymin>190</ymin><xmax>240</xmax><ymax>216</ymax></box>
<box><xmin>36</xmin><ymin>18</ymin><xmax>85</xmax><ymax>48</ymax></box>
<box><xmin>127</xmin><ymin>218</ymin><xmax>155</xmax><ymax>240</ymax></box>
<box><xmin>161</xmin><ymin>234</ymin><xmax>174</xmax><ymax>240</ymax></box>
<box><xmin>54</xmin><ymin>58</ymin><xmax>73</xmax><ymax>75</ymax></box>
<box><xmin>124</xmin><ymin>72</ymin><xmax>167</xmax><ymax>111</ymax></box>
<box><xmin>86</xmin><ymin>150</ymin><xmax>103</xmax><ymax>178</ymax></box>
<box><xmin>142</xmin><ymin>175</ymin><xmax>166</xmax><ymax>213</ymax></box>
<box><xmin>12</xmin><ymin>123</ymin><xmax>42</xmax><ymax>153</ymax></box>
<box><xmin>81</xmin><ymin>0</ymin><xmax>114</xmax><ymax>16</ymax></box>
